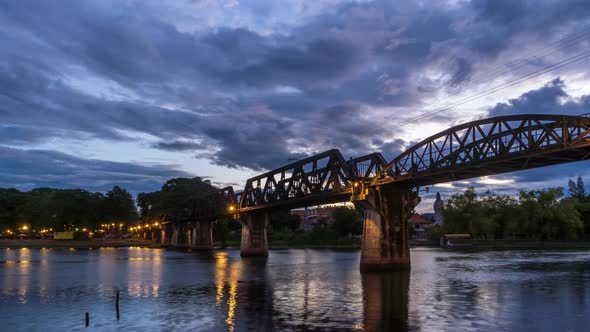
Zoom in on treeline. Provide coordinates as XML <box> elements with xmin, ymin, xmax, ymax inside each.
<box><xmin>0</xmin><ymin>177</ymin><xmax>226</xmax><ymax>234</ymax></box>
<box><xmin>0</xmin><ymin>186</ymin><xmax>136</xmax><ymax>231</ymax></box>
<box><xmin>136</xmin><ymin>177</ymin><xmax>219</xmax><ymax>220</ymax></box>
<box><xmin>438</xmin><ymin>177</ymin><xmax>590</xmax><ymax>240</ymax></box>
<box><xmin>265</xmin><ymin>207</ymin><xmax>363</xmax><ymax>247</ymax></box>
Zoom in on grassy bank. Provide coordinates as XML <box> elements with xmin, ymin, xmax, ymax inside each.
<box><xmin>0</xmin><ymin>239</ymin><xmax>159</xmax><ymax>249</ymax></box>
<box><xmin>470</xmin><ymin>239</ymin><xmax>590</xmax><ymax>250</ymax></box>
<box><xmin>411</xmin><ymin>239</ymin><xmax>590</xmax><ymax>250</ymax></box>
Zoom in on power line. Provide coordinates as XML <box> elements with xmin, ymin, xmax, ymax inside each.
<box><xmin>351</xmin><ymin>27</ymin><xmax>590</xmax><ymax>141</ymax></box>
<box><xmin>378</xmin><ymin>27</ymin><xmax>590</xmax><ymax>126</ymax></box>
<box><xmin>464</xmin><ymin>26</ymin><xmax>590</xmax><ymax>87</ymax></box>
<box><xmin>355</xmin><ymin>48</ymin><xmax>590</xmax><ymax>141</ymax></box>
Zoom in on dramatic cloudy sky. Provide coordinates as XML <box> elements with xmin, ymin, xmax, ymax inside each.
<box><xmin>2</xmin><ymin>0</ymin><xmax>590</xmax><ymax>209</ymax></box>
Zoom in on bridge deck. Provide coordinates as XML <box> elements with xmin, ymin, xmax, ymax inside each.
<box><xmin>187</xmin><ymin>114</ymin><xmax>590</xmax><ymax>221</ymax></box>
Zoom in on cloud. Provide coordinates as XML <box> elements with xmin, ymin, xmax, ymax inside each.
<box><xmin>1</xmin><ymin>0</ymin><xmax>590</xmax><ymax>193</ymax></box>
<box><xmin>487</xmin><ymin>78</ymin><xmax>590</xmax><ymax>117</ymax></box>
<box><xmin>0</xmin><ymin>146</ymin><xmax>190</xmax><ymax>193</ymax></box>
<box><xmin>151</xmin><ymin>140</ymin><xmax>206</xmax><ymax>151</ymax></box>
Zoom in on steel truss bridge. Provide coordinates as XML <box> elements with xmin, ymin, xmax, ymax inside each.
<box><xmin>162</xmin><ymin>114</ymin><xmax>590</xmax><ymax>270</ymax></box>
<box><xmin>189</xmin><ymin>114</ymin><xmax>590</xmax><ymax>219</ymax></box>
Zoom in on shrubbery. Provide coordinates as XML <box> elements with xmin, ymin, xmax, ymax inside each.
<box><xmin>441</xmin><ymin>177</ymin><xmax>590</xmax><ymax>240</ymax></box>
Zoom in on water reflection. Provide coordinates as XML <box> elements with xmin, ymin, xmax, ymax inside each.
<box><xmin>215</xmin><ymin>252</ymin><xmax>228</xmax><ymax>306</ymax></box>
<box><xmin>18</xmin><ymin>248</ymin><xmax>31</xmax><ymax>304</ymax></box>
<box><xmin>213</xmin><ymin>252</ymin><xmax>243</xmax><ymax>332</ymax></box>
<box><xmin>214</xmin><ymin>254</ymin><xmax>275</xmax><ymax>332</ymax></box>
<box><xmin>126</xmin><ymin>247</ymin><xmax>162</xmax><ymax>298</ymax></box>
<box><xmin>362</xmin><ymin>271</ymin><xmax>409</xmax><ymax>332</ymax></box>
<box><xmin>1</xmin><ymin>248</ymin><xmax>590</xmax><ymax>331</ymax></box>
<box><xmin>39</xmin><ymin>248</ymin><xmax>49</xmax><ymax>303</ymax></box>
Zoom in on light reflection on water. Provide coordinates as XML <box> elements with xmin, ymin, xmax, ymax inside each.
<box><xmin>0</xmin><ymin>247</ymin><xmax>589</xmax><ymax>331</ymax></box>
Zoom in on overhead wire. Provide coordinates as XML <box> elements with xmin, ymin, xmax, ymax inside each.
<box><xmin>354</xmin><ymin>47</ymin><xmax>590</xmax><ymax>142</ymax></box>
<box><xmin>369</xmin><ymin>27</ymin><xmax>590</xmax><ymax>130</ymax></box>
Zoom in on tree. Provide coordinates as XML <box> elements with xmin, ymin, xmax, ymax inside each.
<box><xmin>212</xmin><ymin>218</ymin><xmax>241</xmax><ymax>246</ymax></box>
<box><xmin>0</xmin><ymin>186</ymin><xmax>140</xmax><ymax>232</ymax></box>
<box><xmin>332</xmin><ymin>206</ymin><xmax>362</xmax><ymax>237</ymax></box>
<box><xmin>103</xmin><ymin>186</ymin><xmax>137</xmax><ymax>222</ymax></box>
<box><xmin>270</xmin><ymin>210</ymin><xmax>302</xmax><ymax>231</ymax></box>
<box><xmin>441</xmin><ymin>187</ymin><xmax>493</xmax><ymax>237</ymax></box>
<box><xmin>481</xmin><ymin>193</ymin><xmax>519</xmax><ymax>238</ymax></box>
<box><xmin>568</xmin><ymin>176</ymin><xmax>586</xmax><ymax>199</ymax></box>
<box><xmin>137</xmin><ymin>177</ymin><xmax>219</xmax><ymax>221</ymax></box>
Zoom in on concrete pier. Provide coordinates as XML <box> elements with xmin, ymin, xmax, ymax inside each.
<box><xmin>240</xmin><ymin>212</ymin><xmax>269</xmax><ymax>257</ymax></box>
<box><xmin>161</xmin><ymin>222</ymin><xmax>175</xmax><ymax>247</ymax></box>
<box><xmin>357</xmin><ymin>186</ymin><xmax>420</xmax><ymax>271</ymax></box>
<box><xmin>189</xmin><ymin>221</ymin><xmax>213</xmax><ymax>250</ymax></box>
<box><xmin>161</xmin><ymin>221</ymin><xmax>213</xmax><ymax>249</ymax></box>
<box><xmin>362</xmin><ymin>271</ymin><xmax>410</xmax><ymax>331</ymax></box>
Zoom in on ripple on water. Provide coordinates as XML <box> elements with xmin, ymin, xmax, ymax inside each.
<box><xmin>1</xmin><ymin>248</ymin><xmax>590</xmax><ymax>331</ymax></box>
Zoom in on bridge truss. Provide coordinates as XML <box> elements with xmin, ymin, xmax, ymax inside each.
<box><xmin>375</xmin><ymin>114</ymin><xmax>590</xmax><ymax>187</ymax></box>
<box><xmin>190</xmin><ymin>114</ymin><xmax>590</xmax><ymax>220</ymax></box>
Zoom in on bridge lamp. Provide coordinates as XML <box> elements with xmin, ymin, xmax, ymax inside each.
<box><xmin>228</xmin><ymin>205</ymin><xmax>236</xmax><ymax>212</ymax></box>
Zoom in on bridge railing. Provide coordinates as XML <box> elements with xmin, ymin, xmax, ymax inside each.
<box><xmin>349</xmin><ymin>152</ymin><xmax>388</xmax><ymax>178</ymax></box>
<box><xmin>378</xmin><ymin>114</ymin><xmax>590</xmax><ymax>185</ymax></box>
<box><xmin>239</xmin><ymin>149</ymin><xmax>351</xmax><ymax>209</ymax></box>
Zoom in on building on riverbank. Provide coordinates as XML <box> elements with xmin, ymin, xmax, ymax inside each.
<box><xmin>408</xmin><ymin>214</ymin><xmax>434</xmax><ymax>239</ymax></box>
<box><xmin>291</xmin><ymin>206</ymin><xmax>340</xmax><ymax>230</ymax></box>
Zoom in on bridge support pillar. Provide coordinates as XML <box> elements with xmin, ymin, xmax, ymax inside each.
<box><xmin>161</xmin><ymin>222</ymin><xmax>173</xmax><ymax>246</ymax></box>
<box><xmin>356</xmin><ymin>186</ymin><xmax>420</xmax><ymax>271</ymax></box>
<box><xmin>189</xmin><ymin>221</ymin><xmax>213</xmax><ymax>250</ymax></box>
<box><xmin>362</xmin><ymin>271</ymin><xmax>409</xmax><ymax>331</ymax></box>
<box><xmin>240</xmin><ymin>212</ymin><xmax>269</xmax><ymax>257</ymax></box>
<box><xmin>160</xmin><ymin>222</ymin><xmax>193</xmax><ymax>248</ymax></box>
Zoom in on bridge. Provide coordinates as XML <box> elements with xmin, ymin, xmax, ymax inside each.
<box><xmin>159</xmin><ymin>114</ymin><xmax>590</xmax><ymax>270</ymax></box>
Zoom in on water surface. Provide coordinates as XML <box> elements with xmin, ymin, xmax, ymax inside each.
<box><xmin>1</xmin><ymin>247</ymin><xmax>589</xmax><ymax>331</ymax></box>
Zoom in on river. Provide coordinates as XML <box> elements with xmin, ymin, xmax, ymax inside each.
<box><xmin>1</xmin><ymin>247</ymin><xmax>589</xmax><ymax>331</ymax></box>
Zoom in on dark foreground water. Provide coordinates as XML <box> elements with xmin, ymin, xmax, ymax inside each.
<box><xmin>1</xmin><ymin>247</ymin><xmax>590</xmax><ymax>331</ymax></box>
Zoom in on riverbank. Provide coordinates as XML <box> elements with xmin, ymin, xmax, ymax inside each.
<box><xmin>472</xmin><ymin>239</ymin><xmax>590</xmax><ymax>250</ymax></box>
<box><xmin>411</xmin><ymin>239</ymin><xmax>590</xmax><ymax>250</ymax></box>
<box><xmin>4</xmin><ymin>238</ymin><xmax>590</xmax><ymax>251</ymax></box>
<box><xmin>0</xmin><ymin>239</ymin><xmax>159</xmax><ymax>249</ymax></box>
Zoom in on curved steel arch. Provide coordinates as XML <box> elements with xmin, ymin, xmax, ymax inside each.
<box><xmin>377</xmin><ymin>114</ymin><xmax>590</xmax><ymax>187</ymax></box>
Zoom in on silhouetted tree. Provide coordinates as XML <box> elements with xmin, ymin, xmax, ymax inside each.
<box><xmin>137</xmin><ymin>177</ymin><xmax>219</xmax><ymax>222</ymax></box>
<box><xmin>568</xmin><ymin>176</ymin><xmax>586</xmax><ymax>199</ymax></box>
<box><xmin>332</xmin><ymin>206</ymin><xmax>362</xmax><ymax>237</ymax></box>
<box><xmin>442</xmin><ymin>186</ymin><xmax>583</xmax><ymax>240</ymax></box>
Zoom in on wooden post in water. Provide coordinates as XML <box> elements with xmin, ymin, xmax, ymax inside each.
<box><xmin>116</xmin><ymin>290</ymin><xmax>120</xmax><ymax>320</ymax></box>
<box><xmin>85</xmin><ymin>312</ymin><xmax>90</xmax><ymax>327</ymax></box>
